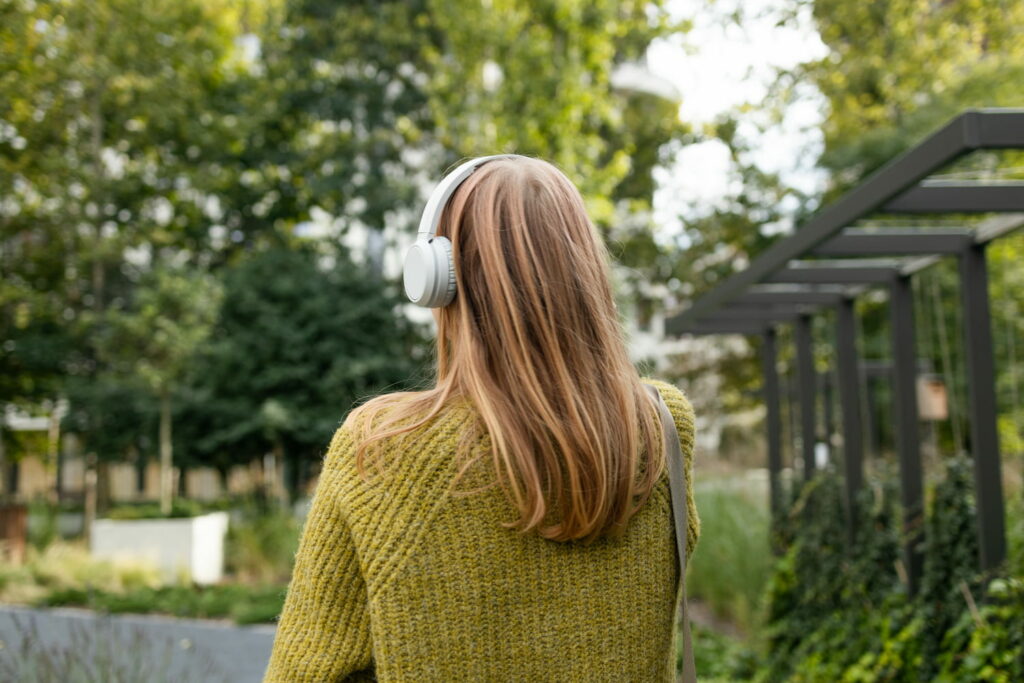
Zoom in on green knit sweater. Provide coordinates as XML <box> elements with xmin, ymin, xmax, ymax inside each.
<box><xmin>262</xmin><ymin>378</ymin><xmax>699</xmax><ymax>682</ymax></box>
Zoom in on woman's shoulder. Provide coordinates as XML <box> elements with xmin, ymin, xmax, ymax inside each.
<box><xmin>328</xmin><ymin>390</ymin><xmax>476</xmax><ymax>463</ymax></box>
<box><xmin>640</xmin><ymin>377</ymin><xmax>696</xmax><ymax>440</ymax></box>
<box><xmin>640</xmin><ymin>377</ymin><xmax>692</xmax><ymax>409</ymax></box>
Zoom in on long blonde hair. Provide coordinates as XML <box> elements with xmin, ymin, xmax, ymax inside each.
<box><xmin>349</xmin><ymin>156</ymin><xmax>665</xmax><ymax>544</ymax></box>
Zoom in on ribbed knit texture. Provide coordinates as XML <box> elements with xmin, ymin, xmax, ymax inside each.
<box><xmin>262</xmin><ymin>378</ymin><xmax>699</xmax><ymax>682</ymax></box>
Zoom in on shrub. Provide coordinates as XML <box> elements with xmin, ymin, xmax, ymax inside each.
<box><xmin>104</xmin><ymin>497</ymin><xmax>230</xmax><ymax>520</ymax></box>
<box><xmin>225</xmin><ymin>497</ymin><xmax>301</xmax><ymax>584</ymax></box>
<box><xmin>758</xmin><ymin>456</ymin><xmax>1019</xmax><ymax>682</ymax></box>
<box><xmin>32</xmin><ymin>581</ymin><xmax>287</xmax><ymax>625</ymax></box>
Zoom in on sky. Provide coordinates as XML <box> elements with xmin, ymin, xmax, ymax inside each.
<box><xmin>646</xmin><ymin>0</ymin><xmax>830</xmax><ymax>239</ymax></box>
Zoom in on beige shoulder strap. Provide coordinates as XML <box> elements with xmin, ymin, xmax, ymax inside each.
<box><xmin>645</xmin><ymin>384</ymin><xmax>697</xmax><ymax>683</ymax></box>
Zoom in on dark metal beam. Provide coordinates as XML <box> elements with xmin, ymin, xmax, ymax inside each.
<box><xmin>884</xmin><ymin>182</ymin><xmax>1024</xmax><ymax>213</ymax></box>
<box><xmin>706</xmin><ymin>305</ymin><xmax>808</xmax><ymax>322</ymax></box>
<box><xmin>958</xmin><ymin>244</ymin><xmax>1007</xmax><ymax>573</ymax></box>
<box><xmin>761</xmin><ymin>329</ymin><xmax>784</xmax><ymax>529</ymax></box>
<box><xmin>733</xmin><ymin>286</ymin><xmax>851</xmax><ymax>306</ymax></box>
<box><xmin>889</xmin><ymin>275</ymin><xmax>924</xmax><ymax>595</ymax></box>
<box><xmin>835</xmin><ymin>297</ymin><xmax>865</xmax><ymax>542</ymax></box>
<box><xmin>671</xmin><ymin>321</ymin><xmax>766</xmax><ymax>336</ymax></box>
<box><xmin>969</xmin><ymin>108</ymin><xmax>1024</xmax><ymax>146</ymax></box>
<box><xmin>667</xmin><ymin>109</ymin><xmax>1024</xmax><ymax>332</ymax></box>
<box><xmin>767</xmin><ymin>261</ymin><xmax>901</xmax><ymax>285</ymax></box>
<box><xmin>795</xmin><ymin>314</ymin><xmax>817</xmax><ymax>480</ymax></box>
<box><xmin>814</xmin><ymin>228</ymin><xmax>974</xmax><ymax>256</ymax></box>
<box><xmin>974</xmin><ymin>213</ymin><xmax>1024</xmax><ymax>244</ymax></box>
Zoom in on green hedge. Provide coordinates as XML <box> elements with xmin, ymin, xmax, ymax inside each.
<box><xmin>755</xmin><ymin>458</ymin><xmax>1024</xmax><ymax>682</ymax></box>
<box><xmin>35</xmin><ymin>583</ymin><xmax>286</xmax><ymax>625</ymax></box>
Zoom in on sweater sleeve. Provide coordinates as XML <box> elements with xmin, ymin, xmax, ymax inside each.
<box><xmin>262</xmin><ymin>426</ymin><xmax>374</xmax><ymax>683</ymax></box>
<box><xmin>642</xmin><ymin>378</ymin><xmax>700</xmax><ymax>560</ymax></box>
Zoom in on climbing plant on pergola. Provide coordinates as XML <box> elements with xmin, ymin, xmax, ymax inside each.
<box><xmin>667</xmin><ymin>108</ymin><xmax>1024</xmax><ymax>594</ymax></box>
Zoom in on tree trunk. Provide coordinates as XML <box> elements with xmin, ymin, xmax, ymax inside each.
<box><xmin>216</xmin><ymin>466</ymin><xmax>230</xmax><ymax>497</ymax></box>
<box><xmin>130</xmin><ymin>444</ymin><xmax>145</xmax><ymax>498</ymax></box>
<box><xmin>96</xmin><ymin>459</ymin><xmax>111</xmax><ymax>516</ymax></box>
<box><xmin>47</xmin><ymin>406</ymin><xmax>61</xmax><ymax>505</ymax></box>
<box><xmin>84</xmin><ymin>453</ymin><xmax>97</xmax><ymax>549</ymax></box>
<box><xmin>159</xmin><ymin>387</ymin><xmax>173</xmax><ymax>516</ymax></box>
<box><xmin>0</xmin><ymin>427</ymin><xmax>6</xmax><ymax>502</ymax></box>
<box><xmin>177</xmin><ymin>464</ymin><xmax>188</xmax><ymax>497</ymax></box>
<box><xmin>272</xmin><ymin>441</ymin><xmax>286</xmax><ymax>506</ymax></box>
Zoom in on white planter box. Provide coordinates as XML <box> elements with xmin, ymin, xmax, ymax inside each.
<box><xmin>90</xmin><ymin>511</ymin><xmax>229</xmax><ymax>585</ymax></box>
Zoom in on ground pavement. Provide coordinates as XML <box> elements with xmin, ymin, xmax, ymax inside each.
<box><xmin>0</xmin><ymin>605</ymin><xmax>276</xmax><ymax>682</ymax></box>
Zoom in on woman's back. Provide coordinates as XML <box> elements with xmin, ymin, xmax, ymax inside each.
<box><xmin>264</xmin><ymin>155</ymin><xmax>700</xmax><ymax>681</ymax></box>
<box><xmin>262</xmin><ymin>378</ymin><xmax>698</xmax><ymax>681</ymax></box>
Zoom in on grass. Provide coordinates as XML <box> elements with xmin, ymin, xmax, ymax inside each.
<box><xmin>1009</xmin><ymin>492</ymin><xmax>1024</xmax><ymax>577</ymax></box>
<box><xmin>681</xmin><ymin>623</ymin><xmax>759</xmax><ymax>682</ymax></box>
<box><xmin>686</xmin><ymin>475</ymin><xmax>774</xmax><ymax>639</ymax></box>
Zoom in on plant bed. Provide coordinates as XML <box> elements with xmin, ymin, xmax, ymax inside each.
<box><xmin>91</xmin><ymin>511</ymin><xmax>229</xmax><ymax>585</ymax></box>
<box><xmin>33</xmin><ymin>582</ymin><xmax>286</xmax><ymax>625</ymax></box>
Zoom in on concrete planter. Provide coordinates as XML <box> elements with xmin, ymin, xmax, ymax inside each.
<box><xmin>90</xmin><ymin>511</ymin><xmax>229</xmax><ymax>585</ymax></box>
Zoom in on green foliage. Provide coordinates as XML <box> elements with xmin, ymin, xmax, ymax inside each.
<box><xmin>256</xmin><ymin>0</ymin><xmax>431</xmax><ymax>235</ymax></box>
<box><xmin>26</xmin><ymin>496</ymin><xmax>60</xmax><ymax>551</ymax></box>
<box><xmin>61</xmin><ymin>377</ymin><xmax>156</xmax><ymax>464</ymax></box>
<box><xmin>917</xmin><ymin>457</ymin><xmax>981</xmax><ymax>679</ymax></box>
<box><xmin>795</xmin><ymin>0</ymin><xmax>1024</xmax><ymax>193</ymax></box>
<box><xmin>99</xmin><ymin>266</ymin><xmax>223</xmax><ymax>395</ymax></box>
<box><xmin>177</xmin><ymin>246</ymin><xmax>426</xmax><ymax>474</ymax></box>
<box><xmin>683</xmin><ymin>624</ymin><xmax>759</xmax><ymax>681</ymax></box>
<box><xmin>103</xmin><ymin>498</ymin><xmax>229</xmax><ymax>520</ymax></box>
<box><xmin>1009</xmin><ymin>494</ymin><xmax>1024</xmax><ymax>579</ymax></box>
<box><xmin>759</xmin><ymin>458</ymin><xmax>1020</xmax><ymax>682</ymax></box>
<box><xmin>936</xmin><ymin>578</ymin><xmax>1024</xmax><ymax>682</ymax></box>
<box><xmin>423</xmin><ymin>1</ymin><xmax>682</xmax><ymax>214</ymax></box>
<box><xmin>34</xmin><ymin>582</ymin><xmax>286</xmax><ymax>625</ymax></box>
<box><xmin>760</xmin><ymin>471</ymin><xmax>852</xmax><ymax>680</ymax></box>
<box><xmin>224</xmin><ymin>497</ymin><xmax>302</xmax><ymax>584</ymax></box>
<box><xmin>687</xmin><ymin>482</ymin><xmax>773</xmax><ymax>635</ymax></box>
<box><xmin>4</xmin><ymin>0</ymin><xmax>686</xmax><ymax>491</ymax></box>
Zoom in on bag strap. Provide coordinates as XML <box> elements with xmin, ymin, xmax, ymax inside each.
<box><xmin>644</xmin><ymin>384</ymin><xmax>697</xmax><ymax>683</ymax></box>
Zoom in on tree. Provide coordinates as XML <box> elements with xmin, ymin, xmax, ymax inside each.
<box><xmin>1</xmin><ymin>0</ymin><xmax>248</xmax><ymax>470</ymax></box>
<box><xmin>179</xmin><ymin>246</ymin><xmax>426</xmax><ymax>502</ymax></box>
<box><xmin>789</xmin><ymin>0</ymin><xmax>1024</xmax><ymax>195</ymax></box>
<box><xmin>98</xmin><ymin>266</ymin><xmax>222</xmax><ymax>514</ymax></box>
<box><xmin>424</xmin><ymin>0</ymin><xmax>682</xmax><ymax>225</ymax></box>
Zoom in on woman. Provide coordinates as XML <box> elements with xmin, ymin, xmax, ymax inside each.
<box><xmin>262</xmin><ymin>155</ymin><xmax>699</xmax><ymax>682</ymax></box>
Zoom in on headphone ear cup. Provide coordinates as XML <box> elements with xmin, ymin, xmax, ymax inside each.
<box><xmin>432</xmin><ymin>235</ymin><xmax>457</xmax><ymax>307</ymax></box>
<box><xmin>403</xmin><ymin>235</ymin><xmax>457</xmax><ymax>308</ymax></box>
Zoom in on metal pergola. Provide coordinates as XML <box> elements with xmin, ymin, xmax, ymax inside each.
<box><xmin>666</xmin><ymin>108</ymin><xmax>1024</xmax><ymax>594</ymax></box>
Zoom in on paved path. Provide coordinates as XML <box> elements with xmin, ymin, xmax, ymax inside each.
<box><xmin>0</xmin><ymin>605</ymin><xmax>276</xmax><ymax>682</ymax></box>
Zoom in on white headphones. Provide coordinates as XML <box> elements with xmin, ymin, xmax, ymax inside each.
<box><xmin>403</xmin><ymin>155</ymin><xmax>523</xmax><ymax>308</ymax></box>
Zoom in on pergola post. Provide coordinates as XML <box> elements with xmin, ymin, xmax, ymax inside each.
<box><xmin>761</xmin><ymin>328</ymin><xmax>784</xmax><ymax>523</ymax></box>
<box><xmin>835</xmin><ymin>297</ymin><xmax>865</xmax><ymax>541</ymax></box>
<box><xmin>889</xmin><ymin>274</ymin><xmax>924</xmax><ymax>595</ymax></box>
<box><xmin>820</xmin><ymin>371</ymin><xmax>835</xmax><ymax>456</ymax></box>
<box><xmin>958</xmin><ymin>243</ymin><xmax>1007</xmax><ymax>572</ymax></box>
<box><xmin>795</xmin><ymin>314</ymin><xmax>817</xmax><ymax>480</ymax></box>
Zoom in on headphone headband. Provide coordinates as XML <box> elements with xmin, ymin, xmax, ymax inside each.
<box><xmin>404</xmin><ymin>154</ymin><xmax>523</xmax><ymax>308</ymax></box>
<box><xmin>416</xmin><ymin>154</ymin><xmax>522</xmax><ymax>237</ymax></box>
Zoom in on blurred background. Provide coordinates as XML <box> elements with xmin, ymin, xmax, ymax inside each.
<box><xmin>1</xmin><ymin>0</ymin><xmax>1022</xmax><ymax>681</ymax></box>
